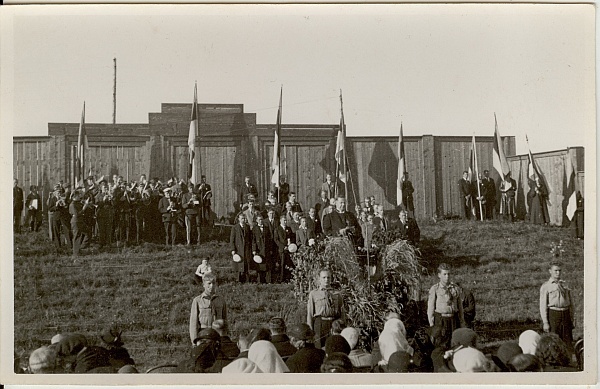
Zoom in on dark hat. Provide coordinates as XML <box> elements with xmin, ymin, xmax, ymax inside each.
<box><xmin>248</xmin><ymin>327</ymin><xmax>271</xmax><ymax>344</ymax></box>
<box><xmin>194</xmin><ymin>328</ymin><xmax>220</xmax><ymax>343</ymax></box>
<box><xmin>268</xmin><ymin>317</ymin><xmax>286</xmax><ymax>330</ymax></box>
<box><xmin>325</xmin><ymin>335</ymin><xmax>351</xmax><ymax>356</ymax></box>
<box><xmin>100</xmin><ymin>325</ymin><xmax>123</xmax><ymax>346</ymax></box>
<box><xmin>387</xmin><ymin>350</ymin><xmax>412</xmax><ymax>373</ymax></box>
<box><xmin>492</xmin><ymin>341</ymin><xmax>523</xmax><ymax>372</ymax></box>
<box><xmin>451</xmin><ymin>328</ymin><xmax>477</xmax><ymax>348</ymax></box>
<box><xmin>287</xmin><ymin>323</ymin><xmax>314</xmax><ymax>341</ymax></box>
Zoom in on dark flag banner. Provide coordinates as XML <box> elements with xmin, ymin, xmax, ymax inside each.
<box><xmin>188</xmin><ymin>83</ymin><xmax>198</xmax><ymax>185</ymax></box>
<box><xmin>271</xmin><ymin>87</ymin><xmax>282</xmax><ymax>188</ymax></box>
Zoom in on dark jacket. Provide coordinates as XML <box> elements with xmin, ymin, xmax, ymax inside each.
<box><xmin>271</xmin><ymin>334</ymin><xmax>297</xmax><ymax>360</ymax></box>
<box><xmin>286</xmin><ymin>344</ymin><xmax>326</xmax><ymax>373</ymax></box>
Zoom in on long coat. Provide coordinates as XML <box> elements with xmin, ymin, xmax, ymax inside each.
<box><xmin>252</xmin><ymin>224</ymin><xmax>274</xmax><ymax>272</ymax></box>
<box><xmin>230</xmin><ymin>223</ymin><xmax>253</xmax><ymax>273</ymax></box>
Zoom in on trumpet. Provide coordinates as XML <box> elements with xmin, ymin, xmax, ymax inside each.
<box><xmin>54</xmin><ymin>191</ymin><xmax>67</xmax><ymax>207</ymax></box>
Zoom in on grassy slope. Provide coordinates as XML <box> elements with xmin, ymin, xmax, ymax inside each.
<box><xmin>14</xmin><ymin>220</ymin><xmax>584</xmax><ymax>372</ymax></box>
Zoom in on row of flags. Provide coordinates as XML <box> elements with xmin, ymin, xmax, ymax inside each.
<box><xmin>74</xmin><ymin>89</ymin><xmax>580</xmax><ymax>221</ymax></box>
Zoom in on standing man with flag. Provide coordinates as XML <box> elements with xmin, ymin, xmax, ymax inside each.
<box><xmin>335</xmin><ymin>91</ymin><xmax>348</xmax><ymax>203</ymax></box>
<box><xmin>396</xmin><ymin>123</ymin><xmax>415</xmax><ymax>218</ymax></box>
<box><xmin>526</xmin><ymin>135</ymin><xmax>550</xmax><ymax>225</ymax></box>
<box><xmin>492</xmin><ymin>115</ymin><xmax>512</xmax><ymax>221</ymax></box>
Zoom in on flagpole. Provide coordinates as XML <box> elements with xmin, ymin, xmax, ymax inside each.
<box><xmin>473</xmin><ymin>135</ymin><xmax>483</xmax><ymax>221</ymax></box>
<box><xmin>340</xmin><ymin>90</ymin><xmax>348</xmax><ymax>210</ymax></box>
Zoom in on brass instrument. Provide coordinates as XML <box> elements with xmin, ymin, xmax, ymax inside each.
<box><xmin>54</xmin><ymin>190</ymin><xmax>67</xmax><ymax>207</ymax></box>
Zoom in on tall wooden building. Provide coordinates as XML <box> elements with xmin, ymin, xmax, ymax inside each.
<box><xmin>13</xmin><ymin>102</ymin><xmax>584</xmax><ymax>225</ymax></box>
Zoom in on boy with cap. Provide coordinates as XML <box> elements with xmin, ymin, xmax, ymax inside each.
<box><xmin>189</xmin><ymin>272</ymin><xmax>227</xmax><ymax>344</ymax></box>
<box><xmin>286</xmin><ymin>323</ymin><xmax>326</xmax><ymax>373</ymax></box>
<box><xmin>427</xmin><ymin>263</ymin><xmax>466</xmax><ymax>348</ymax></box>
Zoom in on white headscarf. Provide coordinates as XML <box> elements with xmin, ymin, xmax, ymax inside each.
<box><xmin>453</xmin><ymin>347</ymin><xmax>491</xmax><ymax>372</ymax></box>
<box><xmin>377</xmin><ymin>318</ymin><xmax>414</xmax><ymax>364</ymax></box>
<box><xmin>248</xmin><ymin>340</ymin><xmax>290</xmax><ymax>373</ymax></box>
<box><xmin>518</xmin><ymin>330</ymin><xmax>541</xmax><ymax>355</ymax></box>
<box><xmin>222</xmin><ymin>358</ymin><xmax>263</xmax><ymax>373</ymax></box>
<box><xmin>341</xmin><ymin>327</ymin><xmax>359</xmax><ymax>350</ymax></box>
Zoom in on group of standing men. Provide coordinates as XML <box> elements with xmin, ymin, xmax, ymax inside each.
<box><xmin>229</xmin><ymin>173</ymin><xmax>421</xmax><ymax>285</ymax></box>
<box><xmin>458</xmin><ymin>169</ymin><xmax>520</xmax><ymax>221</ymax></box>
<box><xmin>14</xmin><ymin>173</ymin><xmax>214</xmax><ymax>256</ymax></box>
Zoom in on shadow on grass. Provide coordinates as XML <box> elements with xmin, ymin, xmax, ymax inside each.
<box><xmin>419</xmin><ymin>232</ymin><xmax>520</xmax><ymax>273</ymax></box>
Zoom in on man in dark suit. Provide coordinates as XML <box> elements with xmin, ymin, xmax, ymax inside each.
<box><xmin>315</xmin><ymin>190</ymin><xmax>329</xmax><ymax>220</ymax></box>
<box><xmin>288</xmin><ymin>192</ymin><xmax>303</xmax><ymax>213</ymax></box>
<box><xmin>306</xmin><ymin>207</ymin><xmax>322</xmax><ymax>237</ymax></box>
<box><xmin>296</xmin><ymin>216</ymin><xmax>316</xmax><ymax>247</ymax></box>
<box><xmin>323</xmin><ymin>197</ymin><xmax>359</xmax><ymax>241</ymax></box>
<box><xmin>373</xmin><ymin>204</ymin><xmax>390</xmax><ymax>232</ymax></box>
<box><xmin>395</xmin><ymin>210</ymin><xmax>420</xmax><ymax>245</ymax></box>
<box><xmin>268</xmin><ymin>317</ymin><xmax>297</xmax><ymax>361</ymax></box>
<box><xmin>198</xmin><ymin>175</ymin><xmax>212</xmax><ymax>226</ymax></box>
<box><xmin>321</xmin><ymin>174</ymin><xmax>335</xmax><ymax>200</ymax></box>
<box><xmin>482</xmin><ymin>170</ymin><xmax>496</xmax><ymax>220</ymax></box>
<box><xmin>274</xmin><ymin>216</ymin><xmax>294</xmax><ymax>283</ymax></box>
<box><xmin>458</xmin><ymin>171</ymin><xmax>472</xmax><ymax>220</ymax></box>
<box><xmin>13</xmin><ymin>178</ymin><xmax>24</xmax><ymax>233</ymax></box>
<box><xmin>276</xmin><ymin>175</ymin><xmax>290</xmax><ymax>205</ymax></box>
<box><xmin>239</xmin><ymin>176</ymin><xmax>258</xmax><ymax>208</ymax></box>
<box><xmin>471</xmin><ymin>173</ymin><xmax>488</xmax><ymax>221</ymax></box>
<box><xmin>401</xmin><ymin>172</ymin><xmax>415</xmax><ymax>218</ymax></box>
<box><xmin>230</xmin><ymin>213</ymin><xmax>253</xmax><ymax>283</ymax></box>
<box><xmin>252</xmin><ymin>214</ymin><xmax>274</xmax><ymax>284</ymax></box>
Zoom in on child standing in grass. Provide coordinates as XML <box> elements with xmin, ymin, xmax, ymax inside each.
<box><xmin>189</xmin><ymin>272</ymin><xmax>227</xmax><ymax>344</ymax></box>
<box><xmin>539</xmin><ymin>261</ymin><xmax>574</xmax><ymax>349</ymax></box>
<box><xmin>194</xmin><ymin>258</ymin><xmax>212</xmax><ymax>283</ymax></box>
<box><xmin>427</xmin><ymin>263</ymin><xmax>466</xmax><ymax>348</ymax></box>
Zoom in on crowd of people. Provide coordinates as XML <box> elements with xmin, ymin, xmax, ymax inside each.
<box><xmin>15</xmin><ymin>169</ymin><xmax>584</xmax><ymax>375</ymax></box>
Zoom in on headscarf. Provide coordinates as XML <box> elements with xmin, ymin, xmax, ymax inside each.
<box><xmin>340</xmin><ymin>327</ymin><xmax>359</xmax><ymax>350</ymax></box>
<box><xmin>378</xmin><ymin>318</ymin><xmax>414</xmax><ymax>364</ymax></box>
<box><xmin>29</xmin><ymin>346</ymin><xmax>57</xmax><ymax>374</ymax></box>
<box><xmin>453</xmin><ymin>347</ymin><xmax>490</xmax><ymax>372</ymax></box>
<box><xmin>248</xmin><ymin>340</ymin><xmax>289</xmax><ymax>373</ymax></box>
<box><xmin>518</xmin><ymin>330</ymin><xmax>541</xmax><ymax>355</ymax></box>
<box><xmin>222</xmin><ymin>358</ymin><xmax>263</xmax><ymax>373</ymax></box>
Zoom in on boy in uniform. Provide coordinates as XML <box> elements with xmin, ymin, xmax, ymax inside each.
<box><xmin>189</xmin><ymin>272</ymin><xmax>227</xmax><ymax>344</ymax></box>
<box><xmin>427</xmin><ymin>263</ymin><xmax>466</xmax><ymax>348</ymax></box>
<box><xmin>306</xmin><ymin>269</ymin><xmax>345</xmax><ymax>349</ymax></box>
<box><xmin>540</xmin><ymin>261</ymin><xmax>574</xmax><ymax>348</ymax></box>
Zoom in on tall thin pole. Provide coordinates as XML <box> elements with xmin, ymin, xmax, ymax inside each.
<box><xmin>340</xmin><ymin>90</ymin><xmax>348</xmax><ymax>210</ymax></box>
<box><xmin>473</xmin><ymin>136</ymin><xmax>483</xmax><ymax>221</ymax></box>
<box><xmin>113</xmin><ymin>58</ymin><xmax>117</xmax><ymax>124</ymax></box>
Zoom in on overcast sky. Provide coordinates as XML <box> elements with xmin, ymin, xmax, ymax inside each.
<box><xmin>1</xmin><ymin>4</ymin><xmax>595</xmax><ymax>155</ymax></box>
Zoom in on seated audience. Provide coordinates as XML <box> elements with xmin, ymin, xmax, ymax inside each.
<box><xmin>248</xmin><ymin>340</ymin><xmax>290</xmax><ymax>373</ymax></box>
<box><xmin>320</xmin><ymin>352</ymin><xmax>353</xmax><ymax>373</ymax></box>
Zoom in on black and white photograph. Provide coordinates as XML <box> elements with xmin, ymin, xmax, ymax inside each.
<box><xmin>1</xmin><ymin>3</ymin><xmax>596</xmax><ymax>386</ymax></box>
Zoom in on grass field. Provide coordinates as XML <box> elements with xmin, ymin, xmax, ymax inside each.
<box><xmin>13</xmin><ymin>219</ymin><xmax>584</xmax><ymax>372</ymax></box>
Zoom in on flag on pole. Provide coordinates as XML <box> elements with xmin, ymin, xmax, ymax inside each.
<box><xmin>492</xmin><ymin>114</ymin><xmax>510</xmax><ymax>179</ymax></box>
<box><xmin>565</xmin><ymin>152</ymin><xmax>578</xmax><ymax>220</ymax></box>
<box><xmin>336</xmin><ymin>96</ymin><xmax>347</xmax><ymax>184</ymax></box>
<box><xmin>526</xmin><ymin>135</ymin><xmax>539</xmax><ymax>181</ymax></box>
<box><xmin>188</xmin><ymin>83</ymin><xmax>198</xmax><ymax>185</ymax></box>
<box><xmin>396</xmin><ymin>123</ymin><xmax>406</xmax><ymax>206</ymax></box>
<box><xmin>271</xmin><ymin>87</ymin><xmax>282</xmax><ymax>187</ymax></box>
<box><xmin>468</xmin><ymin>137</ymin><xmax>476</xmax><ymax>182</ymax></box>
<box><xmin>76</xmin><ymin>101</ymin><xmax>87</xmax><ymax>188</ymax></box>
